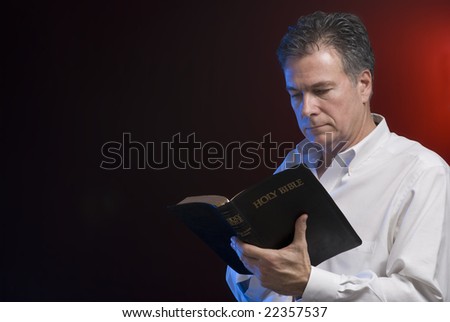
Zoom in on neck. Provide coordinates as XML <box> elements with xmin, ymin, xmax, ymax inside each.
<box><xmin>329</xmin><ymin>111</ymin><xmax>376</xmax><ymax>156</ymax></box>
<box><xmin>317</xmin><ymin>112</ymin><xmax>376</xmax><ymax>178</ymax></box>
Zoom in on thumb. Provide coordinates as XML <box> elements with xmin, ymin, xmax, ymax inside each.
<box><xmin>291</xmin><ymin>214</ymin><xmax>308</xmax><ymax>246</ymax></box>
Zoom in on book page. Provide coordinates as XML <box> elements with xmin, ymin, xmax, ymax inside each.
<box><xmin>177</xmin><ymin>195</ymin><xmax>229</xmax><ymax>207</ymax></box>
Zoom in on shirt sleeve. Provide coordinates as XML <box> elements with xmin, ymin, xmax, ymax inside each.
<box><xmin>225</xmin><ymin>266</ymin><xmax>293</xmax><ymax>302</ymax></box>
<box><xmin>226</xmin><ymin>164</ymin><xmax>450</xmax><ymax>302</ymax></box>
<box><xmin>302</xmin><ymin>164</ymin><xmax>450</xmax><ymax>301</ymax></box>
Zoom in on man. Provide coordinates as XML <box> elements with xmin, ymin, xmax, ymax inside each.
<box><xmin>226</xmin><ymin>11</ymin><xmax>450</xmax><ymax>301</ymax></box>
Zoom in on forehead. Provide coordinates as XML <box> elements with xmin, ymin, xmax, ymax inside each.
<box><xmin>283</xmin><ymin>47</ymin><xmax>347</xmax><ymax>88</ymax></box>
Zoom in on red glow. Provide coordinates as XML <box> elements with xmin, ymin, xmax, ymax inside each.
<box><xmin>368</xmin><ymin>4</ymin><xmax>450</xmax><ymax>161</ymax></box>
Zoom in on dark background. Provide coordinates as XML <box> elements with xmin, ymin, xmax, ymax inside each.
<box><xmin>2</xmin><ymin>0</ymin><xmax>450</xmax><ymax>301</ymax></box>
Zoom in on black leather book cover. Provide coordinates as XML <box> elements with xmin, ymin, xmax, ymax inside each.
<box><xmin>168</xmin><ymin>164</ymin><xmax>362</xmax><ymax>275</ymax></box>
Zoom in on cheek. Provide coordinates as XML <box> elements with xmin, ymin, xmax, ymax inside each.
<box><xmin>294</xmin><ymin>106</ymin><xmax>311</xmax><ymax>131</ymax></box>
<box><xmin>291</xmin><ymin>100</ymin><xmax>303</xmax><ymax>118</ymax></box>
<box><xmin>325</xmin><ymin>92</ymin><xmax>356</xmax><ymax>122</ymax></box>
<box><xmin>329</xmin><ymin>103</ymin><xmax>359</xmax><ymax>137</ymax></box>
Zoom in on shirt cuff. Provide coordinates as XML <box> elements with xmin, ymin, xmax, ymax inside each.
<box><xmin>302</xmin><ymin>266</ymin><xmax>341</xmax><ymax>301</ymax></box>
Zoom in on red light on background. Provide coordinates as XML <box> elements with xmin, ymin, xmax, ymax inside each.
<box><xmin>369</xmin><ymin>5</ymin><xmax>450</xmax><ymax>161</ymax></box>
<box><xmin>443</xmin><ymin>52</ymin><xmax>450</xmax><ymax>111</ymax></box>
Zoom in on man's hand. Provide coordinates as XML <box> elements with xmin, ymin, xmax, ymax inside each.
<box><xmin>230</xmin><ymin>214</ymin><xmax>311</xmax><ymax>297</ymax></box>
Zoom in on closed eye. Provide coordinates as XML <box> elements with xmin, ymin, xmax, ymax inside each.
<box><xmin>290</xmin><ymin>92</ymin><xmax>303</xmax><ymax>100</ymax></box>
<box><xmin>313</xmin><ymin>88</ymin><xmax>331</xmax><ymax>96</ymax></box>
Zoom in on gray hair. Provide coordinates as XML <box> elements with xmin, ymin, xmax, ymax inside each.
<box><xmin>277</xmin><ymin>11</ymin><xmax>375</xmax><ymax>83</ymax></box>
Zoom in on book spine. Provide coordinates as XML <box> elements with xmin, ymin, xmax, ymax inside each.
<box><xmin>219</xmin><ymin>203</ymin><xmax>257</xmax><ymax>244</ymax></box>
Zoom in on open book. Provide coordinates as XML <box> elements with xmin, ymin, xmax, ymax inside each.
<box><xmin>168</xmin><ymin>164</ymin><xmax>361</xmax><ymax>274</ymax></box>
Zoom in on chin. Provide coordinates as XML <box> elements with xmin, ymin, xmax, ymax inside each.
<box><xmin>307</xmin><ymin>135</ymin><xmax>327</xmax><ymax>148</ymax></box>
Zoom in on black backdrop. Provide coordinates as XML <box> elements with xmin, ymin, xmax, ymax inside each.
<box><xmin>3</xmin><ymin>0</ymin><xmax>450</xmax><ymax>301</ymax></box>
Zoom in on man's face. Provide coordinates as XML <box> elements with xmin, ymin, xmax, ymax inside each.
<box><xmin>283</xmin><ymin>47</ymin><xmax>372</xmax><ymax>152</ymax></box>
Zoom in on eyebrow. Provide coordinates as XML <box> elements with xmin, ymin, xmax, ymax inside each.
<box><xmin>286</xmin><ymin>85</ymin><xmax>299</xmax><ymax>91</ymax></box>
<box><xmin>286</xmin><ymin>81</ymin><xmax>336</xmax><ymax>92</ymax></box>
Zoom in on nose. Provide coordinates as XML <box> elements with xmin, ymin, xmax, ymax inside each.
<box><xmin>301</xmin><ymin>93</ymin><xmax>318</xmax><ymax>118</ymax></box>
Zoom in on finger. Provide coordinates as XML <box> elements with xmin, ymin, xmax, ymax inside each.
<box><xmin>230</xmin><ymin>237</ymin><xmax>243</xmax><ymax>258</ymax></box>
<box><xmin>291</xmin><ymin>214</ymin><xmax>308</xmax><ymax>246</ymax></box>
<box><xmin>230</xmin><ymin>238</ymin><xmax>259</xmax><ymax>273</ymax></box>
<box><xmin>230</xmin><ymin>237</ymin><xmax>263</xmax><ymax>260</ymax></box>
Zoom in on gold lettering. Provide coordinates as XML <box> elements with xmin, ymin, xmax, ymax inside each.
<box><xmin>237</xmin><ymin>227</ymin><xmax>252</xmax><ymax>237</ymax></box>
<box><xmin>253</xmin><ymin>198</ymin><xmax>264</xmax><ymax>209</ymax></box>
<box><xmin>253</xmin><ymin>180</ymin><xmax>305</xmax><ymax>209</ymax></box>
<box><xmin>226</xmin><ymin>214</ymin><xmax>244</xmax><ymax>226</ymax></box>
<box><xmin>252</xmin><ymin>190</ymin><xmax>278</xmax><ymax>209</ymax></box>
<box><xmin>287</xmin><ymin>182</ymin><xmax>296</xmax><ymax>190</ymax></box>
<box><xmin>278</xmin><ymin>186</ymin><xmax>290</xmax><ymax>194</ymax></box>
<box><xmin>277</xmin><ymin>179</ymin><xmax>304</xmax><ymax>195</ymax></box>
<box><xmin>268</xmin><ymin>191</ymin><xmax>277</xmax><ymax>199</ymax></box>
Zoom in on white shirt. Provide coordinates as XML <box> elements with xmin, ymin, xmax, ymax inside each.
<box><xmin>226</xmin><ymin>114</ymin><xmax>450</xmax><ymax>301</ymax></box>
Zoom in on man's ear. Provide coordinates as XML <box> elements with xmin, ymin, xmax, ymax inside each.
<box><xmin>358</xmin><ymin>70</ymin><xmax>373</xmax><ymax>104</ymax></box>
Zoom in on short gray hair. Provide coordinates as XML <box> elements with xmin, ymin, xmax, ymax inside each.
<box><xmin>277</xmin><ymin>11</ymin><xmax>375</xmax><ymax>83</ymax></box>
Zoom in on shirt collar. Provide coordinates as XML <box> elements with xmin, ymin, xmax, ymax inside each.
<box><xmin>336</xmin><ymin>113</ymin><xmax>390</xmax><ymax>174</ymax></box>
